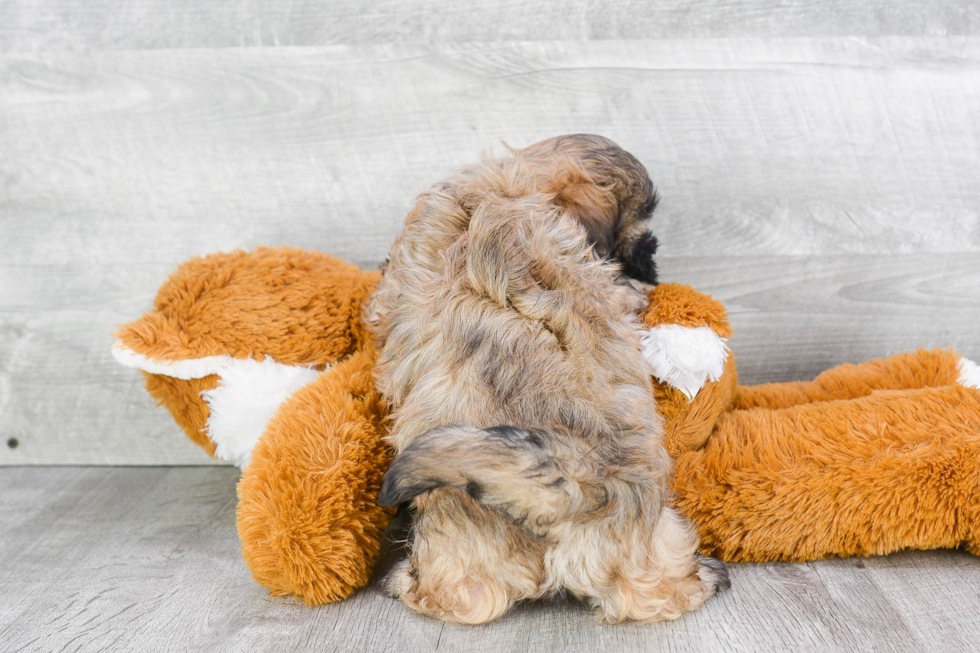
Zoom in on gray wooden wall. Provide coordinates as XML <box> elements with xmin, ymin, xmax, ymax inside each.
<box><xmin>2</xmin><ymin>1</ymin><xmax>979</xmax><ymax>464</ymax></box>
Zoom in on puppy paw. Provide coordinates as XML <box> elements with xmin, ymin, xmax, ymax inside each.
<box><xmin>382</xmin><ymin>558</ymin><xmax>415</xmax><ymax>599</ymax></box>
<box><xmin>696</xmin><ymin>554</ymin><xmax>731</xmax><ymax>592</ymax></box>
<box><xmin>958</xmin><ymin>357</ymin><xmax>980</xmax><ymax>390</ymax></box>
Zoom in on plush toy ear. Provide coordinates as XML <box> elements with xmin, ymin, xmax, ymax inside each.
<box><xmin>113</xmin><ymin>307</ymin><xmax>225</xmax><ymax>455</ymax></box>
<box><xmin>112</xmin><ymin>247</ymin><xmax>380</xmax><ymax>465</ymax></box>
<box><xmin>112</xmin><ymin>338</ymin><xmax>321</xmax><ymax>468</ymax></box>
<box><xmin>637</xmin><ymin>283</ymin><xmax>739</xmax><ymax>457</ymax></box>
<box><xmin>122</xmin><ymin>247</ymin><xmax>380</xmax><ymax>363</ymax></box>
<box><xmin>112</xmin><ymin>261</ymin><xmax>329</xmax><ymax>468</ymax></box>
<box><xmin>638</xmin><ymin>283</ymin><xmax>733</xmax><ymax>401</ymax></box>
<box><xmin>640</xmin><ymin>325</ymin><xmax>729</xmax><ymax>401</ymax></box>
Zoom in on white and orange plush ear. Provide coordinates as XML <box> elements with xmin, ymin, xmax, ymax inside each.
<box><xmin>639</xmin><ymin>324</ymin><xmax>729</xmax><ymax>401</ymax></box>
<box><xmin>112</xmin><ymin>342</ymin><xmax>322</xmax><ymax>468</ymax></box>
<box><xmin>110</xmin><ymin>248</ymin><xmax>383</xmax><ymax>466</ymax></box>
<box><xmin>636</xmin><ymin>283</ymin><xmax>734</xmax><ymax>401</ymax></box>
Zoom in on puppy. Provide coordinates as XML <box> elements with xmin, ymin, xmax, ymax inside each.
<box><xmin>366</xmin><ymin>135</ymin><xmax>728</xmax><ymax>624</ymax></box>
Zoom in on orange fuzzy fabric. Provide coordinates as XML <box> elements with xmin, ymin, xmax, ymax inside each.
<box><xmin>734</xmin><ymin>347</ymin><xmax>964</xmax><ymax>410</ymax></box>
<box><xmin>237</xmin><ymin>346</ymin><xmax>393</xmax><ymax>604</ymax></box>
<box><xmin>655</xmin><ymin>354</ymin><xmax>738</xmax><ymax>459</ymax></box>
<box><xmin>647</xmin><ymin>284</ymin><xmax>738</xmax><ymax>457</ymax></box>
<box><xmin>642</xmin><ymin>287</ymin><xmax>980</xmax><ymax>562</ymax></box>
<box><xmin>116</xmin><ymin>249</ymin><xmax>980</xmax><ymax>605</ymax></box>
<box><xmin>114</xmin><ymin>247</ymin><xmax>379</xmax><ymax>365</ymax></box>
<box><xmin>642</xmin><ymin>282</ymin><xmax>733</xmax><ymax>337</ymax></box>
<box><xmin>674</xmin><ymin>383</ymin><xmax>980</xmax><ymax>561</ymax></box>
<box><xmin>115</xmin><ymin>247</ymin><xmax>380</xmax><ymax>448</ymax></box>
<box><xmin>115</xmin><ymin>248</ymin><xmax>391</xmax><ymax>604</ymax></box>
<box><xmin>143</xmin><ymin>373</ymin><xmax>220</xmax><ymax>455</ymax></box>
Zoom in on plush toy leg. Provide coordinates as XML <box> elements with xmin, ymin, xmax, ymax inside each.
<box><xmin>640</xmin><ymin>283</ymin><xmax>739</xmax><ymax>456</ymax></box>
<box><xmin>655</xmin><ymin>354</ymin><xmax>739</xmax><ymax>457</ymax></box>
<box><xmin>236</xmin><ymin>349</ymin><xmax>394</xmax><ymax>604</ymax></box>
<box><xmin>143</xmin><ymin>373</ymin><xmax>219</xmax><ymax>456</ymax></box>
<box><xmin>734</xmin><ymin>348</ymin><xmax>967</xmax><ymax>410</ymax></box>
<box><xmin>673</xmin><ymin>383</ymin><xmax>980</xmax><ymax>562</ymax></box>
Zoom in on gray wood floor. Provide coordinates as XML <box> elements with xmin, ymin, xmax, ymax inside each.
<box><xmin>3</xmin><ymin>466</ymin><xmax>980</xmax><ymax>653</ymax></box>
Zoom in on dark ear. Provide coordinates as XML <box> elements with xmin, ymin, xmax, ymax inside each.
<box><xmin>617</xmin><ymin>231</ymin><xmax>659</xmax><ymax>285</ymax></box>
<box><xmin>538</xmin><ymin>159</ymin><xmax>618</xmax><ymax>256</ymax></box>
<box><xmin>553</xmin><ymin>179</ymin><xmax>617</xmax><ymax>256</ymax></box>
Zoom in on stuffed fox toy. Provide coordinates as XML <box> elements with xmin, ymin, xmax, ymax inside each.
<box><xmin>113</xmin><ymin>247</ymin><xmax>980</xmax><ymax>605</ymax></box>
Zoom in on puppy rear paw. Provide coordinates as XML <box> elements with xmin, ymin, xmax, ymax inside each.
<box><xmin>696</xmin><ymin>554</ymin><xmax>731</xmax><ymax>592</ymax></box>
<box><xmin>382</xmin><ymin>558</ymin><xmax>415</xmax><ymax>599</ymax></box>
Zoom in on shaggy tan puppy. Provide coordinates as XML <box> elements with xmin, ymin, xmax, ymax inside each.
<box><xmin>367</xmin><ymin>134</ymin><xmax>728</xmax><ymax>624</ymax></box>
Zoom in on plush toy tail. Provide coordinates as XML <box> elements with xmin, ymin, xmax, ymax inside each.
<box><xmin>378</xmin><ymin>425</ymin><xmax>600</xmax><ymax>532</ymax></box>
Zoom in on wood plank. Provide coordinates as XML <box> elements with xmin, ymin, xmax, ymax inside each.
<box><xmin>2</xmin><ymin>0</ymin><xmax>979</xmax><ymax>51</ymax></box>
<box><xmin>2</xmin><ymin>38</ymin><xmax>979</xmax><ymax>464</ymax></box>
<box><xmin>1</xmin><ymin>39</ymin><xmax>978</xmax><ymax>262</ymax></box>
<box><xmin>2</xmin><ymin>466</ymin><xmax>979</xmax><ymax>651</ymax></box>
<box><xmin>660</xmin><ymin>253</ymin><xmax>980</xmax><ymax>384</ymax></box>
<box><xmin>1</xmin><ymin>254</ymin><xmax>977</xmax><ymax>465</ymax></box>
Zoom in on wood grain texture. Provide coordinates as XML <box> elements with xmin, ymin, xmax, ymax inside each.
<box><xmin>660</xmin><ymin>254</ymin><xmax>980</xmax><ymax>385</ymax></box>
<box><xmin>2</xmin><ymin>466</ymin><xmax>979</xmax><ymax>652</ymax></box>
<box><xmin>2</xmin><ymin>39</ymin><xmax>978</xmax><ymax>262</ymax></box>
<box><xmin>4</xmin><ymin>2</ymin><xmax>979</xmax><ymax>648</ymax></box>
<box><xmin>1</xmin><ymin>38</ymin><xmax>979</xmax><ymax>464</ymax></box>
<box><xmin>1</xmin><ymin>254</ymin><xmax>976</xmax><ymax>466</ymax></box>
<box><xmin>2</xmin><ymin>0</ymin><xmax>980</xmax><ymax>52</ymax></box>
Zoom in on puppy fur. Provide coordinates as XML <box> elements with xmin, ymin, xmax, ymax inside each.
<box><xmin>367</xmin><ymin>134</ymin><xmax>727</xmax><ymax>624</ymax></box>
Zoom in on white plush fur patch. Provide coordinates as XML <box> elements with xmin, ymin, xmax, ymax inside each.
<box><xmin>112</xmin><ymin>343</ymin><xmax>241</xmax><ymax>381</ymax></box>
<box><xmin>639</xmin><ymin>325</ymin><xmax>729</xmax><ymax>400</ymax></box>
<box><xmin>112</xmin><ymin>343</ymin><xmax>321</xmax><ymax>468</ymax></box>
<box><xmin>959</xmin><ymin>357</ymin><xmax>980</xmax><ymax>390</ymax></box>
<box><xmin>201</xmin><ymin>358</ymin><xmax>321</xmax><ymax>468</ymax></box>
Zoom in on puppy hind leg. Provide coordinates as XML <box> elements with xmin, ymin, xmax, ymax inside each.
<box><xmin>381</xmin><ymin>558</ymin><xmax>414</xmax><ymax>599</ymax></box>
<box><xmin>385</xmin><ymin>489</ymin><xmax>545</xmax><ymax>624</ymax></box>
<box><xmin>385</xmin><ymin>563</ymin><xmax>513</xmax><ymax>625</ymax></box>
<box><xmin>383</xmin><ymin>556</ymin><xmax>513</xmax><ymax>625</ymax></box>
<box><xmin>587</xmin><ymin>507</ymin><xmax>727</xmax><ymax>624</ymax></box>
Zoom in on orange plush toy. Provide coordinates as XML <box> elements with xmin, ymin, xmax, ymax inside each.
<box><xmin>113</xmin><ymin>247</ymin><xmax>980</xmax><ymax>605</ymax></box>
<box><xmin>641</xmin><ymin>283</ymin><xmax>980</xmax><ymax>562</ymax></box>
<box><xmin>113</xmin><ymin>248</ymin><xmax>391</xmax><ymax>604</ymax></box>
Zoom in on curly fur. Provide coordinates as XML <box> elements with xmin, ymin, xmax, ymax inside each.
<box><xmin>367</xmin><ymin>134</ymin><xmax>726</xmax><ymax>624</ymax></box>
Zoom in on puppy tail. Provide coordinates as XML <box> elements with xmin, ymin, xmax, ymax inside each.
<box><xmin>378</xmin><ymin>424</ymin><xmax>595</xmax><ymax>531</ymax></box>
